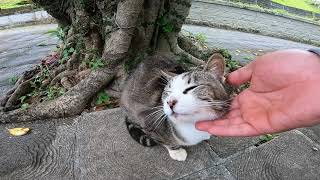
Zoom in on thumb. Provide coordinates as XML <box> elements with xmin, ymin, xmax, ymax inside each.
<box><xmin>227</xmin><ymin>62</ymin><xmax>253</xmax><ymax>86</ymax></box>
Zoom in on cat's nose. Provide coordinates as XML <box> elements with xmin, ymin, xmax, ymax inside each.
<box><xmin>167</xmin><ymin>99</ymin><xmax>177</xmax><ymax>109</ymax></box>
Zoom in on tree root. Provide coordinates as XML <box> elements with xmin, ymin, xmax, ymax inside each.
<box><xmin>173</xmin><ymin>45</ymin><xmax>205</xmax><ymax>66</ymax></box>
<box><xmin>177</xmin><ymin>31</ymin><xmax>210</xmax><ymax>59</ymax></box>
<box><xmin>5</xmin><ymin>78</ymin><xmax>34</xmax><ymax>108</ymax></box>
<box><xmin>0</xmin><ymin>67</ymin><xmax>115</xmax><ymax>123</ymax></box>
<box><xmin>105</xmin><ymin>89</ymin><xmax>121</xmax><ymax>98</ymax></box>
<box><xmin>50</xmin><ymin>70</ymin><xmax>77</xmax><ymax>86</ymax></box>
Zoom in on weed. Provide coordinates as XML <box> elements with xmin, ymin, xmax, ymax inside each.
<box><xmin>46</xmin><ymin>27</ymin><xmax>66</xmax><ymax>41</ymax></box>
<box><xmin>45</xmin><ymin>86</ymin><xmax>65</xmax><ymax>100</ymax></box>
<box><xmin>95</xmin><ymin>91</ymin><xmax>110</xmax><ymax>105</ymax></box>
<box><xmin>226</xmin><ymin>59</ymin><xmax>241</xmax><ymax>72</ymax></box>
<box><xmin>59</xmin><ymin>47</ymin><xmax>75</xmax><ymax>64</ymax></box>
<box><xmin>31</xmin><ymin>65</ymin><xmax>50</xmax><ymax>88</ymax></box>
<box><xmin>89</xmin><ymin>58</ymin><xmax>105</xmax><ymax>71</ymax></box>
<box><xmin>244</xmin><ymin>56</ymin><xmax>254</xmax><ymax>61</ymax></box>
<box><xmin>158</xmin><ymin>15</ymin><xmax>174</xmax><ymax>33</ymax></box>
<box><xmin>194</xmin><ymin>33</ymin><xmax>208</xmax><ymax>44</ymax></box>
<box><xmin>8</xmin><ymin>75</ymin><xmax>19</xmax><ymax>85</ymax></box>
<box><xmin>255</xmin><ymin>134</ymin><xmax>276</xmax><ymax>146</ymax></box>
<box><xmin>19</xmin><ymin>95</ymin><xmax>29</xmax><ymax>110</ymax></box>
<box><xmin>21</xmin><ymin>103</ymin><xmax>29</xmax><ymax>110</ymax></box>
<box><xmin>19</xmin><ymin>95</ymin><xmax>27</xmax><ymax>103</ymax></box>
<box><xmin>238</xmin><ymin>82</ymin><xmax>250</xmax><ymax>92</ymax></box>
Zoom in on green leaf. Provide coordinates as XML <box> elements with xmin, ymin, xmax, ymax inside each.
<box><xmin>21</xmin><ymin>103</ymin><xmax>29</xmax><ymax>110</ymax></box>
<box><xmin>59</xmin><ymin>88</ymin><xmax>66</xmax><ymax>96</ymax></box>
<box><xmin>8</xmin><ymin>76</ymin><xmax>19</xmax><ymax>85</ymax></box>
<box><xmin>95</xmin><ymin>92</ymin><xmax>110</xmax><ymax>105</ymax></box>
<box><xmin>19</xmin><ymin>96</ymin><xmax>27</xmax><ymax>103</ymax></box>
<box><xmin>68</xmin><ymin>47</ymin><xmax>75</xmax><ymax>53</ymax></box>
<box><xmin>259</xmin><ymin>134</ymin><xmax>274</xmax><ymax>143</ymax></box>
<box><xmin>158</xmin><ymin>16</ymin><xmax>167</xmax><ymax>26</ymax></box>
<box><xmin>163</xmin><ymin>23</ymin><xmax>174</xmax><ymax>33</ymax></box>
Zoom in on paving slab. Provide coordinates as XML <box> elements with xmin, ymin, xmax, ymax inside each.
<box><xmin>223</xmin><ymin>131</ymin><xmax>320</xmax><ymax>180</ymax></box>
<box><xmin>0</xmin><ymin>118</ymin><xmax>76</xmax><ymax>179</ymax></box>
<box><xmin>0</xmin><ymin>108</ymin><xmax>224</xmax><ymax>179</ymax></box>
<box><xmin>179</xmin><ymin>165</ymin><xmax>235</xmax><ymax>180</ymax></box>
<box><xmin>298</xmin><ymin>125</ymin><xmax>320</xmax><ymax>145</ymax></box>
<box><xmin>74</xmin><ymin>109</ymin><xmax>219</xmax><ymax>180</ymax></box>
<box><xmin>206</xmin><ymin>136</ymin><xmax>260</xmax><ymax>158</ymax></box>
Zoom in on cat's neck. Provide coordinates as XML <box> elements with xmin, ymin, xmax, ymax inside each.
<box><xmin>170</xmin><ymin>118</ymin><xmax>211</xmax><ymax>146</ymax></box>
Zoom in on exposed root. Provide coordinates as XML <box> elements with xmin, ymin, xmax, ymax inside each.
<box><xmin>0</xmin><ymin>96</ymin><xmax>9</xmax><ymax>107</ymax></box>
<box><xmin>66</xmin><ymin>52</ymin><xmax>79</xmax><ymax>70</ymax></box>
<box><xmin>177</xmin><ymin>31</ymin><xmax>210</xmax><ymax>59</ymax></box>
<box><xmin>173</xmin><ymin>45</ymin><xmax>205</xmax><ymax>66</ymax></box>
<box><xmin>5</xmin><ymin>78</ymin><xmax>34</xmax><ymax>108</ymax></box>
<box><xmin>0</xmin><ymin>67</ymin><xmax>116</xmax><ymax>123</ymax></box>
<box><xmin>52</xmin><ymin>64</ymin><xmax>67</xmax><ymax>77</ymax></box>
<box><xmin>105</xmin><ymin>89</ymin><xmax>121</xmax><ymax>98</ymax></box>
<box><xmin>50</xmin><ymin>70</ymin><xmax>77</xmax><ymax>86</ymax></box>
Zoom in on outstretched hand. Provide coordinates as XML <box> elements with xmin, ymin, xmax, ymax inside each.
<box><xmin>196</xmin><ymin>49</ymin><xmax>320</xmax><ymax>136</ymax></box>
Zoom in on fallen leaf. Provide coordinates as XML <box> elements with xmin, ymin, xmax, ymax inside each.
<box><xmin>8</xmin><ymin>128</ymin><xmax>30</xmax><ymax>136</ymax></box>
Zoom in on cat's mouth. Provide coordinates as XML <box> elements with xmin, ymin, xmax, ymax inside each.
<box><xmin>171</xmin><ymin>112</ymin><xmax>191</xmax><ymax>118</ymax></box>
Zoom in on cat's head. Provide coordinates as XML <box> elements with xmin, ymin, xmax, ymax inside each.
<box><xmin>161</xmin><ymin>53</ymin><xmax>230</xmax><ymax>123</ymax></box>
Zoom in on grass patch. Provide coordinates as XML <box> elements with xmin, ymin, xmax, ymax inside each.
<box><xmin>8</xmin><ymin>75</ymin><xmax>19</xmax><ymax>85</ymax></box>
<box><xmin>0</xmin><ymin>0</ymin><xmax>32</xmax><ymax>9</ymax></box>
<box><xmin>228</xmin><ymin>1</ymin><xmax>320</xmax><ymax>23</ymax></box>
<box><xmin>255</xmin><ymin>134</ymin><xmax>277</xmax><ymax>146</ymax></box>
<box><xmin>272</xmin><ymin>0</ymin><xmax>320</xmax><ymax>14</ymax></box>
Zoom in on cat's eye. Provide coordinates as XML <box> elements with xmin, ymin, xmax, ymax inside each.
<box><xmin>183</xmin><ymin>85</ymin><xmax>198</xmax><ymax>94</ymax></box>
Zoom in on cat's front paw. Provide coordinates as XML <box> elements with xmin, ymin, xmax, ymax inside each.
<box><xmin>168</xmin><ymin>148</ymin><xmax>187</xmax><ymax>161</ymax></box>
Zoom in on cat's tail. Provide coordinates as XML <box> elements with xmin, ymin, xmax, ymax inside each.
<box><xmin>125</xmin><ymin>117</ymin><xmax>158</xmax><ymax>147</ymax></box>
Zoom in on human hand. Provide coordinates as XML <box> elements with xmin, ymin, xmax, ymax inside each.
<box><xmin>196</xmin><ymin>49</ymin><xmax>320</xmax><ymax>136</ymax></box>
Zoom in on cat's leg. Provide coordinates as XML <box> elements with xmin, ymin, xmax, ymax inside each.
<box><xmin>164</xmin><ymin>145</ymin><xmax>187</xmax><ymax>161</ymax></box>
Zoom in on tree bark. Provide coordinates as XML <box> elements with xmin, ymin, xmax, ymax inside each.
<box><xmin>0</xmin><ymin>0</ymin><xmax>209</xmax><ymax>123</ymax></box>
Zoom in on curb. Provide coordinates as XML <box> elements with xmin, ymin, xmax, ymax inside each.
<box><xmin>188</xmin><ymin>0</ymin><xmax>320</xmax><ymax>47</ymax></box>
<box><xmin>0</xmin><ymin>11</ymin><xmax>55</xmax><ymax>30</ymax></box>
<box><xmin>185</xmin><ymin>19</ymin><xmax>320</xmax><ymax>47</ymax></box>
<box><xmin>198</xmin><ymin>0</ymin><xmax>320</xmax><ymax>26</ymax></box>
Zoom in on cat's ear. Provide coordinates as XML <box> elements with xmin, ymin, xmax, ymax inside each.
<box><xmin>204</xmin><ymin>53</ymin><xmax>225</xmax><ymax>78</ymax></box>
<box><xmin>159</xmin><ymin>70</ymin><xmax>176</xmax><ymax>80</ymax></box>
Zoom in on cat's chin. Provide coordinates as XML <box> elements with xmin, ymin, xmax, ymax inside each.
<box><xmin>169</xmin><ymin>111</ymin><xmax>220</xmax><ymax>124</ymax></box>
<box><xmin>168</xmin><ymin>113</ymin><xmax>198</xmax><ymax>123</ymax></box>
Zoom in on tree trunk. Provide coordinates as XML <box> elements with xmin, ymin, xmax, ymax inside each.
<box><xmin>0</xmin><ymin>0</ymin><xmax>209</xmax><ymax>123</ymax></box>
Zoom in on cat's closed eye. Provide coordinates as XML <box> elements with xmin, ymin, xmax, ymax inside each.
<box><xmin>183</xmin><ymin>85</ymin><xmax>198</xmax><ymax>94</ymax></box>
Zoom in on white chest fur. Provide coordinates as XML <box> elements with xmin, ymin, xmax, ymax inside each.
<box><xmin>173</xmin><ymin>122</ymin><xmax>211</xmax><ymax>146</ymax></box>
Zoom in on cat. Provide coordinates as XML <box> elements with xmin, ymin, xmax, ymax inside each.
<box><xmin>121</xmin><ymin>52</ymin><xmax>231</xmax><ymax>161</ymax></box>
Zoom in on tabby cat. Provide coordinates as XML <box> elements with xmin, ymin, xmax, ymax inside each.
<box><xmin>121</xmin><ymin>53</ymin><xmax>230</xmax><ymax>161</ymax></box>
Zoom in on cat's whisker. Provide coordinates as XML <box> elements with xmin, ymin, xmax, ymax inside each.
<box><xmin>146</xmin><ymin>109</ymin><xmax>164</xmax><ymax>119</ymax></box>
<box><xmin>153</xmin><ymin>114</ymin><xmax>167</xmax><ymax>131</ymax></box>
<box><xmin>151</xmin><ymin>113</ymin><xmax>166</xmax><ymax>131</ymax></box>
<box><xmin>150</xmin><ymin>106</ymin><xmax>163</xmax><ymax>110</ymax></box>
